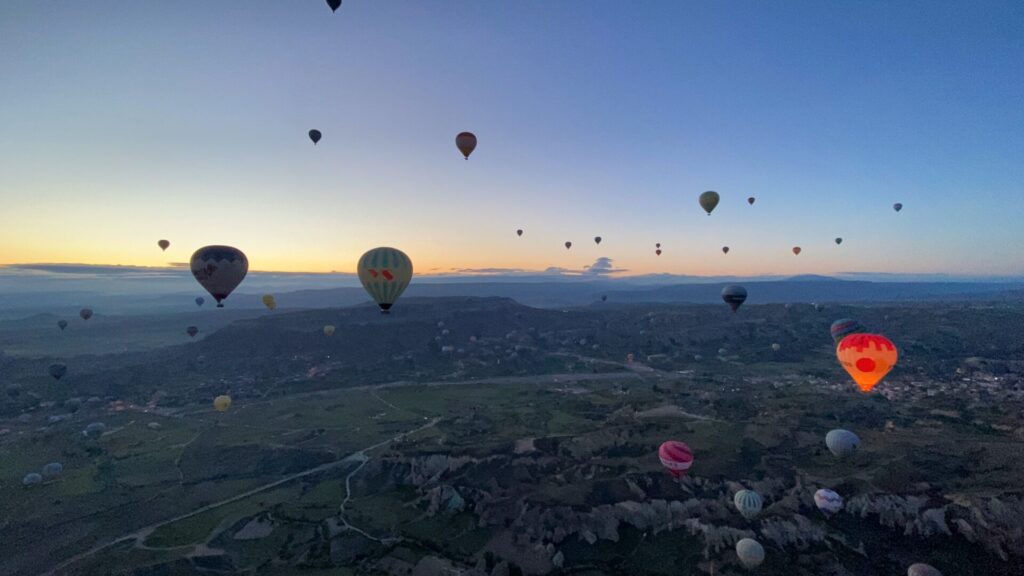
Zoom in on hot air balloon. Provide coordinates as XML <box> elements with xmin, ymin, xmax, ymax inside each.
<box><xmin>309</xmin><ymin>129</ymin><xmax>322</xmax><ymax>144</ymax></box>
<box><xmin>721</xmin><ymin>285</ymin><xmax>747</xmax><ymax>312</ymax></box>
<box><xmin>813</xmin><ymin>488</ymin><xmax>843</xmax><ymax>516</ymax></box>
<box><xmin>733</xmin><ymin>490</ymin><xmax>763</xmax><ymax>520</ymax></box>
<box><xmin>907</xmin><ymin>564</ymin><xmax>942</xmax><ymax>576</ymax></box>
<box><xmin>747</xmin><ymin>197</ymin><xmax>755</xmax><ymax>205</ymax></box>
<box><xmin>771</xmin><ymin>343</ymin><xmax>781</xmax><ymax>352</ymax></box>
<box><xmin>825</xmin><ymin>429</ymin><xmax>860</xmax><ymax>457</ymax></box>
<box><xmin>655</xmin><ymin>249</ymin><xmax>662</xmax><ymax>256</ymax></box>
<box><xmin>57</xmin><ymin>320</ymin><xmax>68</xmax><ymax>331</ymax></box>
<box><xmin>42</xmin><ymin>462</ymin><xmax>63</xmax><ymax>478</ymax></box>
<box><xmin>699</xmin><ymin>191</ymin><xmax>719</xmax><ymax>215</ymax></box>
<box><xmin>190</xmin><ymin>246</ymin><xmax>248</xmax><ymax>308</ymax></box>
<box><xmin>262</xmin><ymin>295</ymin><xmax>277</xmax><ymax>310</ymax></box>
<box><xmin>516</xmin><ymin>229</ymin><xmax>523</xmax><ymax>237</ymax></box>
<box><xmin>655</xmin><ymin>243</ymin><xmax>661</xmax><ymax>248</ymax></box>
<box><xmin>722</xmin><ymin>246</ymin><xmax>729</xmax><ymax>254</ymax></box>
<box><xmin>83</xmin><ymin>422</ymin><xmax>106</xmax><ymax>438</ymax></box>
<box><xmin>323</xmin><ymin>325</ymin><xmax>336</xmax><ymax>336</ymax></box>
<box><xmin>594</xmin><ymin>236</ymin><xmax>602</xmax><ymax>245</ymax></box>
<box><xmin>658</xmin><ymin>440</ymin><xmax>693</xmax><ymax>478</ymax></box>
<box><xmin>158</xmin><ymin>239</ymin><xmax>170</xmax><ymax>251</ymax></box>
<box><xmin>836</xmin><ymin>333</ymin><xmax>897</xmax><ymax>392</ymax></box>
<box><xmin>792</xmin><ymin>246</ymin><xmax>801</xmax><ymax>255</ymax></box>
<box><xmin>326</xmin><ymin>0</ymin><xmax>341</xmax><ymax>12</ymax></box>
<box><xmin>456</xmin><ymin>132</ymin><xmax>477</xmax><ymax>159</ymax></box>
<box><xmin>835</xmin><ymin>237</ymin><xmax>843</xmax><ymax>245</ymax></box>
<box><xmin>195</xmin><ymin>296</ymin><xmax>205</xmax><ymax>307</ymax></box>
<box><xmin>358</xmin><ymin>247</ymin><xmax>413</xmax><ymax>313</ymax></box>
<box><xmin>213</xmin><ymin>395</ymin><xmax>232</xmax><ymax>412</ymax></box>
<box><xmin>186</xmin><ymin>326</ymin><xmax>199</xmax><ymax>338</ymax></box>
<box><xmin>80</xmin><ymin>308</ymin><xmax>93</xmax><ymax>320</ymax></box>
<box><xmin>894</xmin><ymin>203</ymin><xmax>903</xmax><ymax>212</ymax></box>
<box><xmin>830</xmin><ymin>318</ymin><xmax>864</xmax><ymax>343</ymax></box>
<box><xmin>22</xmin><ymin>473</ymin><xmax>42</xmax><ymax>487</ymax></box>
<box><xmin>735</xmin><ymin>538</ymin><xmax>764</xmax><ymax>569</ymax></box>
<box><xmin>564</xmin><ymin>241</ymin><xmax>572</xmax><ymax>250</ymax></box>
<box><xmin>601</xmin><ymin>295</ymin><xmax>607</xmax><ymax>302</ymax></box>
<box><xmin>48</xmin><ymin>363</ymin><xmax>67</xmax><ymax>381</ymax></box>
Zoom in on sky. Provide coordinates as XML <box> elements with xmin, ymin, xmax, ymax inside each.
<box><xmin>1</xmin><ymin>1</ymin><xmax>1022</xmax><ymax>278</ymax></box>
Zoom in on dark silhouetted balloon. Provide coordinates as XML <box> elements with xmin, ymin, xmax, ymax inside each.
<box><xmin>158</xmin><ymin>239</ymin><xmax>170</xmax><ymax>251</ymax></box>
<box><xmin>655</xmin><ymin>249</ymin><xmax>662</xmax><ymax>256</ymax></box>
<box><xmin>456</xmin><ymin>132</ymin><xmax>477</xmax><ymax>159</ymax></box>
<box><xmin>187</xmin><ymin>326</ymin><xmax>199</xmax><ymax>338</ymax></box>
<box><xmin>80</xmin><ymin>308</ymin><xmax>93</xmax><ymax>320</ymax></box>
<box><xmin>190</xmin><ymin>246</ymin><xmax>248</xmax><ymax>308</ymax></box>
<box><xmin>894</xmin><ymin>202</ymin><xmax>903</xmax><ymax>212</ymax></box>
<box><xmin>48</xmin><ymin>363</ymin><xmax>67</xmax><ymax>381</ymax></box>
<box><xmin>594</xmin><ymin>236</ymin><xmax>602</xmax><ymax>245</ymax></box>
<box><xmin>564</xmin><ymin>241</ymin><xmax>572</xmax><ymax>250</ymax></box>
<box><xmin>722</xmin><ymin>246</ymin><xmax>729</xmax><ymax>254</ymax></box>
<box><xmin>699</xmin><ymin>191</ymin><xmax>719</xmax><ymax>215</ymax></box>
<box><xmin>326</xmin><ymin>0</ymin><xmax>341</xmax><ymax>12</ymax></box>
<box><xmin>747</xmin><ymin>197</ymin><xmax>755</xmax><ymax>205</ymax></box>
<box><xmin>309</xmin><ymin>129</ymin><xmax>322</xmax><ymax>144</ymax></box>
<box><xmin>601</xmin><ymin>295</ymin><xmax>607</xmax><ymax>302</ymax></box>
<box><xmin>792</xmin><ymin>246</ymin><xmax>801</xmax><ymax>255</ymax></box>
<box><xmin>516</xmin><ymin>229</ymin><xmax>523</xmax><ymax>237</ymax></box>
<box><xmin>721</xmin><ymin>285</ymin><xmax>747</xmax><ymax>312</ymax></box>
<box><xmin>58</xmin><ymin>320</ymin><xmax>68</xmax><ymax>330</ymax></box>
<box><xmin>195</xmin><ymin>296</ymin><xmax>205</xmax><ymax>307</ymax></box>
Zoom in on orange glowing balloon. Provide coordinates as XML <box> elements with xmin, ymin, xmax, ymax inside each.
<box><xmin>836</xmin><ymin>333</ymin><xmax>897</xmax><ymax>392</ymax></box>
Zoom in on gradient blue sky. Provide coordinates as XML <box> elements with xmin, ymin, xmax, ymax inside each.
<box><xmin>1</xmin><ymin>1</ymin><xmax>1021</xmax><ymax>276</ymax></box>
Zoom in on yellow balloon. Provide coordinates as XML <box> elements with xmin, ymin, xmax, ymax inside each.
<box><xmin>323</xmin><ymin>325</ymin><xmax>336</xmax><ymax>336</ymax></box>
<box><xmin>262</xmin><ymin>295</ymin><xmax>277</xmax><ymax>310</ymax></box>
<box><xmin>213</xmin><ymin>395</ymin><xmax>232</xmax><ymax>412</ymax></box>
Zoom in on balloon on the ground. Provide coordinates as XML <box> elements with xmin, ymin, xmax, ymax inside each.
<box><xmin>57</xmin><ymin>320</ymin><xmax>68</xmax><ymax>330</ymax></box>
<box><xmin>894</xmin><ymin>202</ymin><xmax>903</xmax><ymax>212</ymax></box>
<box><xmin>309</xmin><ymin>129</ymin><xmax>322</xmax><ymax>144</ymax></box>
<box><xmin>721</xmin><ymin>285</ymin><xmax>747</xmax><ymax>312</ymax></box>
<box><xmin>735</xmin><ymin>538</ymin><xmax>765</xmax><ymax>569</ymax></box>
<box><xmin>213</xmin><ymin>395</ymin><xmax>232</xmax><ymax>412</ymax></box>
<box><xmin>323</xmin><ymin>325</ymin><xmax>336</xmax><ymax>336</ymax></box>
<box><xmin>262</xmin><ymin>294</ymin><xmax>277</xmax><ymax>310</ymax></box>
<box><xmin>326</xmin><ymin>0</ymin><xmax>341</xmax><ymax>12</ymax></box>
<box><xmin>733</xmin><ymin>489</ymin><xmax>763</xmax><ymax>520</ymax></box>
<box><xmin>907</xmin><ymin>564</ymin><xmax>942</xmax><ymax>576</ymax></box>
<box><xmin>22</xmin><ymin>473</ymin><xmax>43</xmax><ymax>487</ymax></box>
<box><xmin>186</xmin><ymin>326</ymin><xmax>199</xmax><ymax>338</ymax></box>
<box><xmin>358</xmin><ymin>247</ymin><xmax>413</xmax><ymax>313</ymax></box>
<box><xmin>190</xmin><ymin>246</ymin><xmax>248</xmax><ymax>308</ymax></box>
<box><xmin>699</xmin><ymin>191</ymin><xmax>719</xmax><ymax>215</ymax></box>
<box><xmin>825</xmin><ymin>429</ymin><xmax>860</xmax><ymax>457</ymax></box>
<box><xmin>837</xmin><ymin>333</ymin><xmax>897</xmax><ymax>392</ymax></box>
<box><xmin>158</xmin><ymin>239</ymin><xmax>170</xmax><ymax>251</ymax></box>
<box><xmin>42</xmin><ymin>462</ymin><xmax>63</xmax><ymax>477</ymax></box>
<box><xmin>80</xmin><ymin>308</ymin><xmax>93</xmax><ymax>320</ymax></box>
<box><xmin>658</xmin><ymin>440</ymin><xmax>693</xmax><ymax>478</ymax></box>
<box><xmin>48</xmin><ymin>363</ymin><xmax>67</xmax><ymax>381</ymax></box>
<box><xmin>830</xmin><ymin>318</ymin><xmax>865</xmax><ymax>343</ymax></box>
<box><xmin>83</xmin><ymin>422</ymin><xmax>106</xmax><ymax>438</ymax></box>
<box><xmin>814</xmin><ymin>488</ymin><xmax>843</xmax><ymax>516</ymax></box>
<box><xmin>456</xmin><ymin>132</ymin><xmax>477</xmax><ymax>159</ymax></box>
<box><xmin>195</xmin><ymin>296</ymin><xmax>205</xmax><ymax>307</ymax></box>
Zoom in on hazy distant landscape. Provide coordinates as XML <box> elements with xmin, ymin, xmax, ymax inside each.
<box><xmin>3</xmin><ymin>289</ymin><xmax>1023</xmax><ymax>576</ymax></box>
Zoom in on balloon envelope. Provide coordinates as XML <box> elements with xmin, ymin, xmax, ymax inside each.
<box><xmin>721</xmin><ymin>285</ymin><xmax>747</xmax><ymax>312</ymax></box>
<box><xmin>262</xmin><ymin>295</ymin><xmax>277</xmax><ymax>310</ymax></box>
<box><xmin>186</xmin><ymin>326</ymin><xmax>199</xmax><ymax>338</ymax></box>
<box><xmin>516</xmin><ymin>229</ymin><xmax>523</xmax><ymax>237</ymax></box>
<box><xmin>814</xmin><ymin>488</ymin><xmax>843</xmax><ymax>516</ymax></box>
<box><xmin>158</xmin><ymin>239</ymin><xmax>170</xmax><ymax>251</ymax></box>
<box><xmin>792</xmin><ymin>246</ymin><xmax>802</xmax><ymax>255</ymax></box>
<box><xmin>326</xmin><ymin>0</ymin><xmax>341</xmax><ymax>12</ymax></box>
<box><xmin>565</xmin><ymin>241</ymin><xmax>572</xmax><ymax>250</ymax></box>
<box><xmin>830</xmin><ymin>318</ymin><xmax>865</xmax><ymax>343</ymax></box>
<box><xmin>594</xmin><ymin>236</ymin><xmax>602</xmax><ymax>244</ymax></box>
<box><xmin>80</xmin><ymin>308</ymin><xmax>93</xmax><ymax>320</ymax></box>
<box><xmin>722</xmin><ymin>246</ymin><xmax>729</xmax><ymax>254</ymax></box>
<box><xmin>837</xmin><ymin>333</ymin><xmax>897</xmax><ymax>392</ymax></box>
<box><xmin>213</xmin><ymin>395</ymin><xmax>232</xmax><ymax>412</ymax></box>
<box><xmin>191</xmin><ymin>246</ymin><xmax>248</xmax><ymax>308</ymax></box>
<box><xmin>42</xmin><ymin>462</ymin><xmax>63</xmax><ymax>477</ymax></box>
<box><xmin>736</xmin><ymin>538</ymin><xmax>765</xmax><ymax>569</ymax></box>
<box><xmin>57</xmin><ymin>320</ymin><xmax>68</xmax><ymax>330</ymax></box>
<box><xmin>22</xmin><ymin>473</ymin><xmax>43</xmax><ymax>486</ymax></box>
<box><xmin>733</xmin><ymin>490</ymin><xmax>763</xmax><ymax>520</ymax></box>
<box><xmin>195</xmin><ymin>296</ymin><xmax>205</xmax><ymax>307</ymax></box>
<box><xmin>907</xmin><ymin>564</ymin><xmax>942</xmax><ymax>576</ymax></box>
<box><xmin>358</xmin><ymin>247</ymin><xmax>413</xmax><ymax>313</ymax></box>
<box><xmin>835</xmin><ymin>237</ymin><xmax>843</xmax><ymax>245</ymax></box>
<box><xmin>456</xmin><ymin>132</ymin><xmax>477</xmax><ymax>159</ymax></box>
<box><xmin>323</xmin><ymin>325</ymin><xmax>336</xmax><ymax>336</ymax></box>
<box><xmin>699</xmin><ymin>191</ymin><xmax>720</xmax><ymax>215</ymax></box>
<box><xmin>309</xmin><ymin>129</ymin><xmax>322</xmax><ymax>144</ymax></box>
<box><xmin>747</xmin><ymin>197</ymin><xmax>755</xmax><ymax>205</ymax></box>
<box><xmin>658</xmin><ymin>440</ymin><xmax>693</xmax><ymax>478</ymax></box>
<box><xmin>825</xmin><ymin>429</ymin><xmax>860</xmax><ymax>457</ymax></box>
<box><xmin>894</xmin><ymin>203</ymin><xmax>903</xmax><ymax>212</ymax></box>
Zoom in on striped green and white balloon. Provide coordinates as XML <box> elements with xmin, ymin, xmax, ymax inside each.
<box><xmin>358</xmin><ymin>247</ymin><xmax>413</xmax><ymax>313</ymax></box>
<box><xmin>733</xmin><ymin>489</ymin><xmax>763</xmax><ymax>520</ymax></box>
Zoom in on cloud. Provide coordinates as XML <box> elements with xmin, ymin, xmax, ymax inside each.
<box><xmin>449</xmin><ymin>267</ymin><xmax>531</xmax><ymax>275</ymax></box>
<box><xmin>582</xmin><ymin>257</ymin><xmax>628</xmax><ymax>276</ymax></box>
<box><xmin>3</xmin><ymin>263</ymin><xmax>185</xmax><ymax>277</ymax></box>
